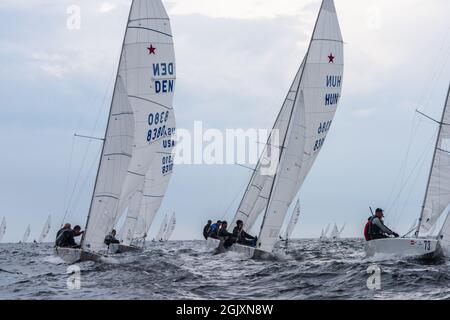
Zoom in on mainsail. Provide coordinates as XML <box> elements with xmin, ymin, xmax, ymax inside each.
<box><xmin>0</xmin><ymin>217</ymin><xmax>6</xmax><ymax>242</ymax></box>
<box><xmin>115</xmin><ymin>0</ymin><xmax>176</xmax><ymax>237</ymax></box>
<box><xmin>256</xmin><ymin>0</ymin><xmax>344</xmax><ymax>253</ymax></box>
<box><xmin>329</xmin><ymin>223</ymin><xmax>339</xmax><ymax>239</ymax></box>
<box><xmin>416</xmin><ymin>83</ymin><xmax>450</xmax><ymax>235</ymax></box>
<box><xmin>81</xmin><ymin>0</ymin><xmax>176</xmax><ymax>252</ymax></box>
<box><xmin>22</xmin><ymin>225</ymin><xmax>31</xmax><ymax>243</ymax></box>
<box><xmin>155</xmin><ymin>213</ymin><xmax>168</xmax><ymax>241</ymax></box>
<box><xmin>284</xmin><ymin>199</ymin><xmax>300</xmax><ymax>240</ymax></box>
<box><xmin>320</xmin><ymin>223</ymin><xmax>330</xmax><ymax>239</ymax></box>
<box><xmin>38</xmin><ymin>215</ymin><xmax>52</xmax><ymax>243</ymax></box>
<box><xmin>162</xmin><ymin>212</ymin><xmax>176</xmax><ymax>241</ymax></box>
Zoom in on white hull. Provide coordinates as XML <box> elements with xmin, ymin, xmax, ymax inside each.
<box><xmin>54</xmin><ymin>247</ymin><xmax>103</xmax><ymax>264</ymax></box>
<box><xmin>365</xmin><ymin>237</ymin><xmax>440</xmax><ymax>259</ymax></box>
<box><xmin>206</xmin><ymin>238</ymin><xmax>256</xmax><ymax>258</ymax></box>
<box><xmin>108</xmin><ymin>243</ymin><xmax>142</xmax><ymax>254</ymax></box>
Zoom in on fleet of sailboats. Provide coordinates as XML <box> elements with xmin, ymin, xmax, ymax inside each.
<box><xmin>0</xmin><ymin>0</ymin><xmax>446</xmax><ymax>268</ymax></box>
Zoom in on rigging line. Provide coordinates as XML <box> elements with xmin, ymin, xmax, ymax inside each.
<box><xmin>389</xmin><ymin>133</ymin><xmax>436</xmax><ymax>228</ymax></box>
<box><xmin>220</xmin><ymin>170</ymin><xmax>253</xmax><ymax>221</ymax></box>
<box><xmin>61</xmin><ymin>135</ymin><xmax>75</xmax><ymax>225</ymax></box>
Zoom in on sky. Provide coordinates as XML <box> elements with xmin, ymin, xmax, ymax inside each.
<box><xmin>0</xmin><ymin>0</ymin><xmax>450</xmax><ymax>242</ymax></box>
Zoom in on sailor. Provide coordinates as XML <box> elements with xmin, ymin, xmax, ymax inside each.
<box><xmin>55</xmin><ymin>225</ymin><xmax>84</xmax><ymax>248</ymax></box>
<box><xmin>218</xmin><ymin>221</ymin><xmax>237</xmax><ymax>248</ymax></box>
<box><xmin>367</xmin><ymin>208</ymin><xmax>399</xmax><ymax>240</ymax></box>
<box><xmin>55</xmin><ymin>223</ymin><xmax>71</xmax><ymax>246</ymax></box>
<box><xmin>233</xmin><ymin>220</ymin><xmax>257</xmax><ymax>247</ymax></box>
<box><xmin>203</xmin><ymin>220</ymin><xmax>212</xmax><ymax>240</ymax></box>
<box><xmin>104</xmin><ymin>229</ymin><xmax>120</xmax><ymax>246</ymax></box>
<box><xmin>208</xmin><ymin>220</ymin><xmax>222</xmax><ymax>239</ymax></box>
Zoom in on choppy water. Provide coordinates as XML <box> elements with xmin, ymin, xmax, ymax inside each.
<box><xmin>1</xmin><ymin>239</ymin><xmax>449</xmax><ymax>299</ymax></box>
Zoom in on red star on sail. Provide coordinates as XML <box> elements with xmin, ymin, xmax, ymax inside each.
<box><xmin>328</xmin><ymin>53</ymin><xmax>335</xmax><ymax>63</ymax></box>
<box><xmin>147</xmin><ymin>44</ymin><xmax>156</xmax><ymax>55</ymax></box>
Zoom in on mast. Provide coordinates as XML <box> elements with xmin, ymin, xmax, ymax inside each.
<box><xmin>415</xmin><ymin>82</ymin><xmax>450</xmax><ymax>237</ymax></box>
<box><xmin>80</xmin><ymin>3</ymin><xmax>134</xmax><ymax>248</ymax></box>
<box><xmin>256</xmin><ymin>0</ymin><xmax>326</xmax><ymax>247</ymax></box>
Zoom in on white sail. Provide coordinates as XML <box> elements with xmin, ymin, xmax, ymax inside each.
<box><xmin>117</xmin><ymin>189</ymin><xmax>144</xmax><ymax>245</ymax></box>
<box><xmin>155</xmin><ymin>213</ymin><xmax>168</xmax><ymax>241</ymax></box>
<box><xmin>22</xmin><ymin>225</ymin><xmax>31</xmax><ymax>243</ymax></box>
<box><xmin>320</xmin><ymin>223</ymin><xmax>331</xmax><ymax>239</ymax></box>
<box><xmin>329</xmin><ymin>223</ymin><xmax>339</xmax><ymax>239</ymax></box>
<box><xmin>115</xmin><ymin>0</ymin><xmax>176</xmax><ymax>227</ymax></box>
<box><xmin>257</xmin><ymin>0</ymin><xmax>344</xmax><ymax>253</ymax></box>
<box><xmin>417</xmin><ymin>83</ymin><xmax>450</xmax><ymax>234</ymax></box>
<box><xmin>285</xmin><ymin>199</ymin><xmax>301</xmax><ymax>240</ymax></box>
<box><xmin>82</xmin><ymin>0</ymin><xmax>176</xmax><ymax>252</ymax></box>
<box><xmin>338</xmin><ymin>222</ymin><xmax>345</xmax><ymax>237</ymax></box>
<box><xmin>162</xmin><ymin>212</ymin><xmax>176</xmax><ymax>241</ymax></box>
<box><xmin>38</xmin><ymin>215</ymin><xmax>52</xmax><ymax>243</ymax></box>
<box><xmin>133</xmin><ymin>151</ymin><xmax>174</xmax><ymax>241</ymax></box>
<box><xmin>231</xmin><ymin>60</ymin><xmax>306</xmax><ymax>231</ymax></box>
<box><xmin>0</xmin><ymin>217</ymin><xmax>6</xmax><ymax>242</ymax></box>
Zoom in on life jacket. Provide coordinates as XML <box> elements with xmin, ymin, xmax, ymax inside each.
<box><xmin>367</xmin><ymin>216</ymin><xmax>383</xmax><ymax>236</ymax></box>
<box><xmin>363</xmin><ymin>218</ymin><xmax>371</xmax><ymax>241</ymax></box>
<box><xmin>209</xmin><ymin>224</ymin><xmax>218</xmax><ymax>235</ymax></box>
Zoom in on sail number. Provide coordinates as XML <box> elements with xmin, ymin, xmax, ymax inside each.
<box><xmin>162</xmin><ymin>155</ymin><xmax>174</xmax><ymax>174</ymax></box>
<box><xmin>147</xmin><ymin>111</ymin><xmax>170</xmax><ymax>142</ymax></box>
<box><xmin>317</xmin><ymin>121</ymin><xmax>332</xmax><ymax>134</ymax></box>
<box><xmin>313</xmin><ymin>137</ymin><xmax>325</xmax><ymax>152</ymax></box>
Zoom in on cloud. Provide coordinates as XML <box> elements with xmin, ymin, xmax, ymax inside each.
<box><xmin>99</xmin><ymin>2</ymin><xmax>118</xmax><ymax>14</ymax></box>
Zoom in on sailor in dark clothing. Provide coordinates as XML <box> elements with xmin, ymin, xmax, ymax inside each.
<box><xmin>203</xmin><ymin>220</ymin><xmax>212</xmax><ymax>240</ymax></box>
<box><xmin>104</xmin><ymin>229</ymin><xmax>120</xmax><ymax>246</ymax></box>
<box><xmin>55</xmin><ymin>223</ymin><xmax>71</xmax><ymax>246</ymax></box>
<box><xmin>218</xmin><ymin>221</ymin><xmax>237</xmax><ymax>248</ymax></box>
<box><xmin>233</xmin><ymin>220</ymin><xmax>257</xmax><ymax>247</ymax></box>
<box><xmin>55</xmin><ymin>225</ymin><xmax>84</xmax><ymax>248</ymax></box>
<box><xmin>208</xmin><ymin>220</ymin><xmax>222</xmax><ymax>239</ymax></box>
<box><xmin>367</xmin><ymin>208</ymin><xmax>399</xmax><ymax>241</ymax></box>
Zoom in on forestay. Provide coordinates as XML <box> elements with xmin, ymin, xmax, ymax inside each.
<box><xmin>38</xmin><ymin>215</ymin><xmax>52</xmax><ymax>243</ymax></box>
<box><xmin>257</xmin><ymin>0</ymin><xmax>344</xmax><ymax>253</ymax></box>
<box><xmin>417</xmin><ymin>83</ymin><xmax>450</xmax><ymax>234</ymax></box>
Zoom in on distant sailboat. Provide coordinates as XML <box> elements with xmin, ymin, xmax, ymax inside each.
<box><xmin>155</xmin><ymin>213</ymin><xmax>168</xmax><ymax>242</ymax></box>
<box><xmin>55</xmin><ymin>0</ymin><xmax>176</xmax><ymax>263</ymax></box>
<box><xmin>329</xmin><ymin>222</ymin><xmax>345</xmax><ymax>240</ymax></box>
<box><xmin>0</xmin><ymin>217</ymin><xmax>6</xmax><ymax>242</ymax></box>
<box><xmin>280</xmin><ymin>199</ymin><xmax>300</xmax><ymax>249</ymax></box>
<box><xmin>161</xmin><ymin>212</ymin><xmax>176</xmax><ymax>241</ymax></box>
<box><xmin>38</xmin><ymin>215</ymin><xmax>52</xmax><ymax>243</ymax></box>
<box><xmin>366</xmin><ymin>82</ymin><xmax>450</xmax><ymax>259</ymax></box>
<box><xmin>319</xmin><ymin>223</ymin><xmax>331</xmax><ymax>240</ymax></box>
<box><xmin>209</xmin><ymin>0</ymin><xmax>344</xmax><ymax>258</ymax></box>
<box><xmin>22</xmin><ymin>225</ymin><xmax>30</xmax><ymax>244</ymax></box>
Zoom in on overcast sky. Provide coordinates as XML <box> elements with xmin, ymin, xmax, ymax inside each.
<box><xmin>1</xmin><ymin>0</ymin><xmax>450</xmax><ymax>242</ymax></box>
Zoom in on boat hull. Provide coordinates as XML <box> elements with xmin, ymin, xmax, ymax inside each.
<box><xmin>54</xmin><ymin>247</ymin><xmax>103</xmax><ymax>264</ymax></box>
<box><xmin>206</xmin><ymin>238</ymin><xmax>256</xmax><ymax>258</ymax></box>
<box><xmin>365</xmin><ymin>237</ymin><xmax>439</xmax><ymax>259</ymax></box>
<box><xmin>108</xmin><ymin>244</ymin><xmax>142</xmax><ymax>254</ymax></box>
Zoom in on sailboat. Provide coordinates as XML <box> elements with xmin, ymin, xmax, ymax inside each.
<box><xmin>366</xmin><ymin>83</ymin><xmax>450</xmax><ymax>259</ymax></box>
<box><xmin>161</xmin><ymin>212</ymin><xmax>176</xmax><ymax>241</ymax></box>
<box><xmin>280</xmin><ymin>199</ymin><xmax>300</xmax><ymax>249</ymax></box>
<box><xmin>319</xmin><ymin>223</ymin><xmax>331</xmax><ymax>240</ymax></box>
<box><xmin>0</xmin><ymin>217</ymin><xmax>6</xmax><ymax>243</ymax></box>
<box><xmin>328</xmin><ymin>222</ymin><xmax>345</xmax><ymax>240</ymax></box>
<box><xmin>21</xmin><ymin>225</ymin><xmax>30</xmax><ymax>244</ymax></box>
<box><xmin>155</xmin><ymin>213</ymin><xmax>168</xmax><ymax>241</ymax></box>
<box><xmin>207</xmin><ymin>0</ymin><xmax>344</xmax><ymax>258</ymax></box>
<box><xmin>38</xmin><ymin>215</ymin><xmax>52</xmax><ymax>243</ymax></box>
<box><xmin>55</xmin><ymin>0</ymin><xmax>176</xmax><ymax>264</ymax></box>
